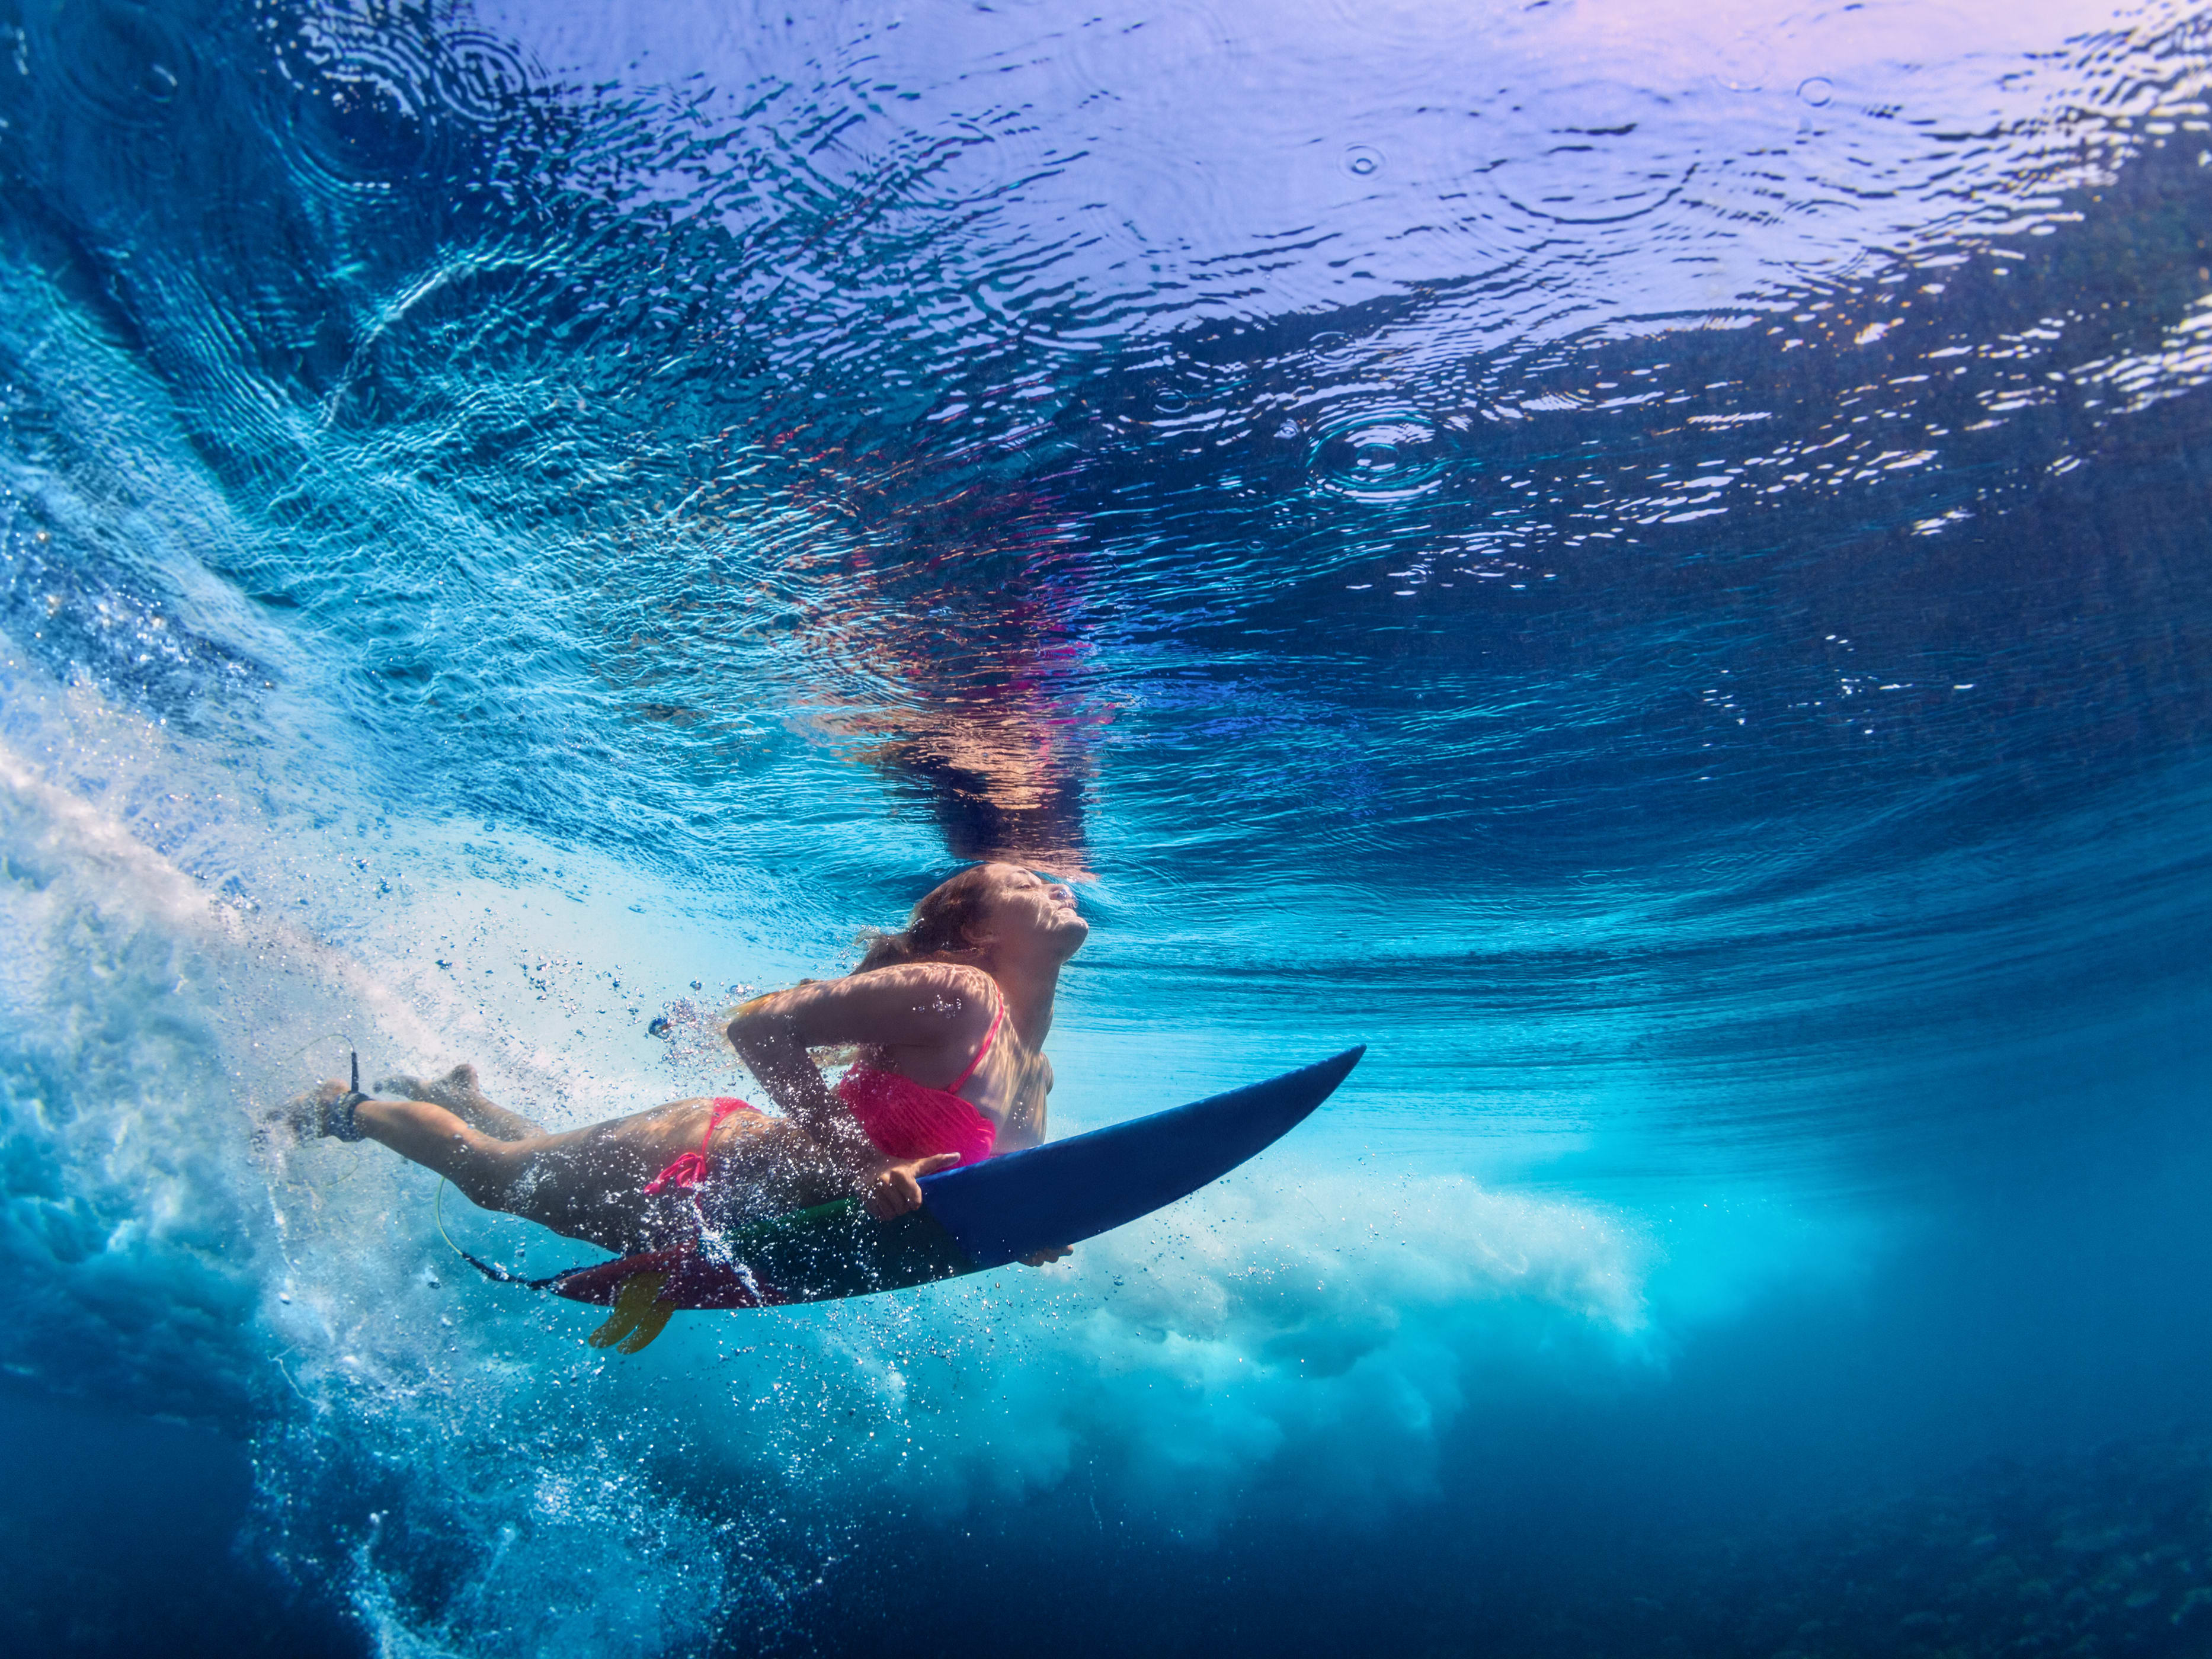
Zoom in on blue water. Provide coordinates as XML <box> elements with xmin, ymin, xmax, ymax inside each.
<box><xmin>4</xmin><ymin>1</ymin><xmax>2211</xmax><ymax>1652</ymax></box>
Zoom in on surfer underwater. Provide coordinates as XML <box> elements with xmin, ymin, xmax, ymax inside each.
<box><xmin>284</xmin><ymin>862</ymin><xmax>1084</xmax><ymax>1277</ymax></box>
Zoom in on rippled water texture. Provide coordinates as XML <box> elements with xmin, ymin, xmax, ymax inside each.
<box><xmin>2</xmin><ymin>2</ymin><xmax>2210</xmax><ymax>1655</ymax></box>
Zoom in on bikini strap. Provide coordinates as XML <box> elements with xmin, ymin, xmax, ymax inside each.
<box><xmin>945</xmin><ymin>995</ymin><xmax>1006</xmax><ymax>1094</ymax></box>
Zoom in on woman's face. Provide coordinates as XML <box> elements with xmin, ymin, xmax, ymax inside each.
<box><xmin>976</xmin><ymin>864</ymin><xmax>1088</xmax><ymax>960</ymax></box>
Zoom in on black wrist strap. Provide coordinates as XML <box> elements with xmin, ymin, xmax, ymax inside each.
<box><xmin>324</xmin><ymin>1052</ymin><xmax>372</xmax><ymax>1142</ymax></box>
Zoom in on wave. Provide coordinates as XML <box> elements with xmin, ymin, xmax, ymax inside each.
<box><xmin>0</xmin><ymin>663</ymin><xmax>1715</xmax><ymax>1650</ymax></box>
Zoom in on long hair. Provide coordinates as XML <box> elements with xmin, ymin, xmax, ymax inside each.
<box><xmin>854</xmin><ymin>865</ymin><xmax>999</xmax><ymax>974</ymax></box>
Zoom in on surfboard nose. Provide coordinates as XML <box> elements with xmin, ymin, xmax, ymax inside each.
<box><xmin>919</xmin><ymin>1045</ymin><xmax>1366</xmax><ymax>1271</ymax></box>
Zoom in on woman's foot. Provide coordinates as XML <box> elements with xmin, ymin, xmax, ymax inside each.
<box><xmin>375</xmin><ymin>1063</ymin><xmax>544</xmax><ymax>1141</ymax></box>
<box><xmin>270</xmin><ymin>1079</ymin><xmax>356</xmax><ymax>1142</ymax></box>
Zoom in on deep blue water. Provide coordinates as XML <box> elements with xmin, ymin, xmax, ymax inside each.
<box><xmin>3</xmin><ymin>1</ymin><xmax>2211</xmax><ymax>1654</ymax></box>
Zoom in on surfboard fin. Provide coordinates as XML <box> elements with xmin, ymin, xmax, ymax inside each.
<box><xmin>585</xmin><ymin>1271</ymin><xmax>678</xmax><ymax>1353</ymax></box>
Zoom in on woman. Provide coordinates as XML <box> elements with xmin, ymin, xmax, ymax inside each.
<box><xmin>291</xmin><ymin>864</ymin><xmax>1086</xmax><ymax>1263</ymax></box>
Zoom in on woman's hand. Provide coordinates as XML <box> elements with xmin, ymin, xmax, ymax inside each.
<box><xmin>1019</xmin><ymin>1245</ymin><xmax>1073</xmax><ymax>1267</ymax></box>
<box><xmin>862</xmin><ymin>1152</ymin><xmax>962</xmax><ymax>1219</ymax></box>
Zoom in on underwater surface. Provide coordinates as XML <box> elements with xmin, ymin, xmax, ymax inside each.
<box><xmin>2</xmin><ymin>0</ymin><xmax>2210</xmax><ymax>1652</ymax></box>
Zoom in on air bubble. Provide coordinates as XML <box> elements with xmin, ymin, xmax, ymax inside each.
<box><xmin>1798</xmin><ymin>76</ymin><xmax>1835</xmax><ymax>108</ymax></box>
<box><xmin>1342</xmin><ymin>145</ymin><xmax>1385</xmax><ymax>180</ymax></box>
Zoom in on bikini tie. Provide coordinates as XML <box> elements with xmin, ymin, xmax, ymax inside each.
<box><xmin>642</xmin><ymin>1151</ymin><xmax>710</xmax><ymax>1195</ymax></box>
<box><xmin>643</xmin><ymin>1099</ymin><xmax>754</xmax><ymax>1196</ymax></box>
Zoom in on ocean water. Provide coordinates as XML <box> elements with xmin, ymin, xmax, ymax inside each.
<box><xmin>2</xmin><ymin>0</ymin><xmax>2210</xmax><ymax>1653</ymax></box>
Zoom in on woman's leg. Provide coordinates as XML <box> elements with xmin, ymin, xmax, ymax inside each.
<box><xmin>375</xmin><ymin>1064</ymin><xmax>544</xmax><ymax>1141</ymax></box>
<box><xmin>303</xmin><ymin>1084</ymin><xmax>850</xmax><ymax>1254</ymax></box>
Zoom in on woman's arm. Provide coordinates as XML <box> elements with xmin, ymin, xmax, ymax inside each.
<box><xmin>997</xmin><ymin>1052</ymin><xmax>1052</xmax><ymax>1152</ymax></box>
<box><xmin>726</xmin><ymin>965</ymin><xmax>994</xmax><ymax>1208</ymax></box>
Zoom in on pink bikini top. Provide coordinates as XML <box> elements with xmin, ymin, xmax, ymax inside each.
<box><xmin>834</xmin><ymin>997</ymin><xmax>1004</xmax><ymax>1167</ymax></box>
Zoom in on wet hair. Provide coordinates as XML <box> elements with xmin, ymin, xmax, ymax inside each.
<box><xmin>854</xmin><ymin>864</ymin><xmax>1001</xmax><ymax>974</ymax></box>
